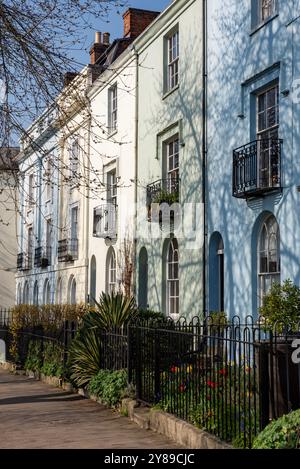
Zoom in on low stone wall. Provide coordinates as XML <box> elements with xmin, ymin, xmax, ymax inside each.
<box><xmin>121</xmin><ymin>398</ymin><xmax>232</xmax><ymax>450</ymax></box>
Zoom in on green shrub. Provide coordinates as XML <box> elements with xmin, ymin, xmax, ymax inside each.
<box><xmin>88</xmin><ymin>370</ymin><xmax>128</xmax><ymax>407</ymax></box>
<box><xmin>25</xmin><ymin>340</ymin><xmax>42</xmax><ymax>372</ymax></box>
<box><xmin>252</xmin><ymin>409</ymin><xmax>300</xmax><ymax>449</ymax></box>
<box><xmin>137</xmin><ymin>309</ymin><xmax>165</xmax><ymax>321</ymax></box>
<box><xmin>41</xmin><ymin>341</ymin><xmax>64</xmax><ymax>377</ymax></box>
<box><xmin>259</xmin><ymin>279</ymin><xmax>300</xmax><ymax>329</ymax></box>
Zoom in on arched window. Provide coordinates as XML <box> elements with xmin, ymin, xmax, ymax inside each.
<box><xmin>167</xmin><ymin>238</ymin><xmax>179</xmax><ymax>316</ymax></box>
<box><xmin>17</xmin><ymin>284</ymin><xmax>22</xmax><ymax>305</ymax></box>
<box><xmin>23</xmin><ymin>281</ymin><xmax>29</xmax><ymax>304</ymax></box>
<box><xmin>56</xmin><ymin>278</ymin><xmax>63</xmax><ymax>304</ymax></box>
<box><xmin>90</xmin><ymin>256</ymin><xmax>97</xmax><ymax>305</ymax></box>
<box><xmin>209</xmin><ymin>232</ymin><xmax>224</xmax><ymax>312</ymax></box>
<box><xmin>138</xmin><ymin>247</ymin><xmax>148</xmax><ymax>309</ymax></box>
<box><xmin>68</xmin><ymin>276</ymin><xmax>76</xmax><ymax>304</ymax></box>
<box><xmin>258</xmin><ymin>215</ymin><xmax>280</xmax><ymax>305</ymax></box>
<box><xmin>43</xmin><ymin>279</ymin><xmax>51</xmax><ymax>304</ymax></box>
<box><xmin>106</xmin><ymin>248</ymin><xmax>116</xmax><ymax>294</ymax></box>
<box><xmin>33</xmin><ymin>281</ymin><xmax>39</xmax><ymax>306</ymax></box>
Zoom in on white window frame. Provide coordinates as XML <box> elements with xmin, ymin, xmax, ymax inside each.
<box><xmin>167</xmin><ymin>29</ymin><xmax>179</xmax><ymax>92</ymax></box>
<box><xmin>70</xmin><ymin>204</ymin><xmax>79</xmax><ymax>241</ymax></box>
<box><xmin>256</xmin><ymin>83</ymin><xmax>279</xmax><ymax>188</ymax></box>
<box><xmin>27</xmin><ymin>226</ymin><xmax>33</xmax><ymax>267</ymax></box>
<box><xmin>107</xmin><ymin>169</ymin><xmax>117</xmax><ymax>206</ymax></box>
<box><xmin>45</xmin><ymin>157</ymin><xmax>52</xmax><ymax>201</ymax></box>
<box><xmin>258</xmin><ymin>215</ymin><xmax>280</xmax><ymax>306</ymax></box>
<box><xmin>167</xmin><ymin>238</ymin><xmax>179</xmax><ymax>317</ymax></box>
<box><xmin>166</xmin><ymin>137</ymin><xmax>179</xmax><ymax>180</ymax></box>
<box><xmin>28</xmin><ymin>173</ymin><xmax>35</xmax><ymax>208</ymax></box>
<box><xmin>107</xmin><ymin>248</ymin><xmax>116</xmax><ymax>294</ymax></box>
<box><xmin>69</xmin><ymin>139</ymin><xmax>80</xmax><ymax>186</ymax></box>
<box><xmin>108</xmin><ymin>84</ymin><xmax>118</xmax><ymax>134</ymax></box>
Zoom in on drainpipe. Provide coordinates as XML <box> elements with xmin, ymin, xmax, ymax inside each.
<box><xmin>132</xmin><ymin>45</ymin><xmax>139</xmax><ymax>301</ymax></box>
<box><xmin>85</xmin><ymin>99</ymin><xmax>91</xmax><ymax>304</ymax></box>
<box><xmin>202</xmin><ymin>0</ymin><xmax>208</xmax><ymax>317</ymax></box>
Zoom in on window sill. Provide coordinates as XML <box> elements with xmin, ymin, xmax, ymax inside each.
<box><xmin>107</xmin><ymin>129</ymin><xmax>118</xmax><ymax>139</ymax></box>
<box><xmin>250</xmin><ymin>13</ymin><xmax>279</xmax><ymax>36</ymax></box>
<box><xmin>162</xmin><ymin>84</ymin><xmax>180</xmax><ymax>101</ymax></box>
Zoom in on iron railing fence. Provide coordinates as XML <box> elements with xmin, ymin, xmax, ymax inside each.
<box><xmin>99</xmin><ymin>326</ymin><xmax>128</xmax><ymax>370</ymax></box>
<box><xmin>1</xmin><ymin>311</ymin><xmax>300</xmax><ymax>448</ymax></box>
<box><xmin>127</xmin><ymin>316</ymin><xmax>300</xmax><ymax>448</ymax></box>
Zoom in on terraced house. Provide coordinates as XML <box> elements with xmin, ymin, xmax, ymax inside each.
<box><xmin>15</xmin><ymin>8</ymin><xmax>160</xmax><ymax>306</ymax></box>
<box><xmin>135</xmin><ymin>0</ymin><xmax>205</xmax><ymax>318</ymax></box>
<box><xmin>207</xmin><ymin>0</ymin><xmax>300</xmax><ymax>318</ymax></box>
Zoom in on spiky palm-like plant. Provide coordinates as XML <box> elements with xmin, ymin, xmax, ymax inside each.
<box><xmin>68</xmin><ymin>328</ymin><xmax>102</xmax><ymax>388</ymax></box>
<box><xmin>68</xmin><ymin>293</ymin><xmax>137</xmax><ymax>387</ymax></box>
<box><xmin>84</xmin><ymin>292</ymin><xmax>138</xmax><ymax>330</ymax></box>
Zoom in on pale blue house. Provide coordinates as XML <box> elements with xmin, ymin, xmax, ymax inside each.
<box><xmin>207</xmin><ymin>0</ymin><xmax>300</xmax><ymax>318</ymax></box>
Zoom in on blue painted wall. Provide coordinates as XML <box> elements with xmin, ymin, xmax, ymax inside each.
<box><xmin>207</xmin><ymin>0</ymin><xmax>300</xmax><ymax>318</ymax></box>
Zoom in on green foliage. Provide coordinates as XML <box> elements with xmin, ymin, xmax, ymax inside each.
<box><xmin>156</xmin><ymin>360</ymin><xmax>259</xmax><ymax>448</ymax></box>
<box><xmin>85</xmin><ymin>292</ymin><xmax>137</xmax><ymax>330</ymax></box>
<box><xmin>207</xmin><ymin>311</ymin><xmax>229</xmax><ymax>334</ymax></box>
<box><xmin>88</xmin><ymin>370</ymin><xmax>128</xmax><ymax>407</ymax></box>
<box><xmin>41</xmin><ymin>341</ymin><xmax>64</xmax><ymax>377</ymax></box>
<box><xmin>152</xmin><ymin>189</ymin><xmax>179</xmax><ymax>205</ymax></box>
<box><xmin>68</xmin><ymin>293</ymin><xmax>137</xmax><ymax>388</ymax></box>
<box><xmin>137</xmin><ymin>309</ymin><xmax>165</xmax><ymax>321</ymax></box>
<box><xmin>252</xmin><ymin>409</ymin><xmax>300</xmax><ymax>449</ymax></box>
<box><xmin>259</xmin><ymin>279</ymin><xmax>300</xmax><ymax>329</ymax></box>
<box><xmin>24</xmin><ymin>339</ymin><xmax>64</xmax><ymax>377</ymax></box>
<box><xmin>25</xmin><ymin>340</ymin><xmax>42</xmax><ymax>372</ymax></box>
<box><xmin>68</xmin><ymin>328</ymin><xmax>102</xmax><ymax>388</ymax></box>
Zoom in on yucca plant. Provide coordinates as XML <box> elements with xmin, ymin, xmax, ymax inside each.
<box><xmin>68</xmin><ymin>292</ymin><xmax>137</xmax><ymax>388</ymax></box>
<box><xmin>68</xmin><ymin>328</ymin><xmax>102</xmax><ymax>388</ymax></box>
<box><xmin>83</xmin><ymin>292</ymin><xmax>138</xmax><ymax>330</ymax></box>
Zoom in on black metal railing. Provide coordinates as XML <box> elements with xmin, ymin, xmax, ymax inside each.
<box><xmin>17</xmin><ymin>252</ymin><xmax>32</xmax><ymax>271</ymax></box>
<box><xmin>57</xmin><ymin>238</ymin><xmax>78</xmax><ymax>262</ymax></box>
<box><xmin>34</xmin><ymin>246</ymin><xmax>52</xmax><ymax>268</ymax></box>
<box><xmin>146</xmin><ymin>177</ymin><xmax>180</xmax><ymax>206</ymax></box>
<box><xmin>233</xmin><ymin>138</ymin><xmax>282</xmax><ymax>198</ymax></box>
<box><xmin>4</xmin><ymin>311</ymin><xmax>300</xmax><ymax>449</ymax></box>
<box><xmin>93</xmin><ymin>204</ymin><xmax>117</xmax><ymax>239</ymax></box>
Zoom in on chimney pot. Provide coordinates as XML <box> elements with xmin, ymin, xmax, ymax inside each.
<box><xmin>95</xmin><ymin>32</ymin><xmax>102</xmax><ymax>44</ymax></box>
<box><xmin>103</xmin><ymin>32</ymin><xmax>110</xmax><ymax>45</ymax></box>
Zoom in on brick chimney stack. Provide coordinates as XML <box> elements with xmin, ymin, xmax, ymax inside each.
<box><xmin>90</xmin><ymin>32</ymin><xmax>110</xmax><ymax>65</ymax></box>
<box><xmin>122</xmin><ymin>8</ymin><xmax>160</xmax><ymax>39</ymax></box>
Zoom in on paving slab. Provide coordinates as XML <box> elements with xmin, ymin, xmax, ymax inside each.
<box><xmin>0</xmin><ymin>369</ymin><xmax>180</xmax><ymax>449</ymax></box>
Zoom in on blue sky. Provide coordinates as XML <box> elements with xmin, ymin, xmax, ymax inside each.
<box><xmin>72</xmin><ymin>0</ymin><xmax>171</xmax><ymax>67</ymax></box>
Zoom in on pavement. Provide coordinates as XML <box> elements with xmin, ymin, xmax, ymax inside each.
<box><xmin>0</xmin><ymin>369</ymin><xmax>180</xmax><ymax>449</ymax></box>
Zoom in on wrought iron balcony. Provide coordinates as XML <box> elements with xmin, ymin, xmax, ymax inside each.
<box><xmin>93</xmin><ymin>203</ymin><xmax>117</xmax><ymax>239</ymax></box>
<box><xmin>57</xmin><ymin>238</ymin><xmax>78</xmax><ymax>262</ymax></box>
<box><xmin>17</xmin><ymin>252</ymin><xmax>32</xmax><ymax>271</ymax></box>
<box><xmin>34</xmin><ymin>246</ymin><xmax>51</xmax><ymax>268</ymax></box>
<box><xmin>233</xmin><ymin>138</ymin><xmax>282</xmax><ymax>198</ymax></box>
<box><xmin>146</xmin><ymin>177</ymin><xmax>180</xmax><ymax>206</ymax></box>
